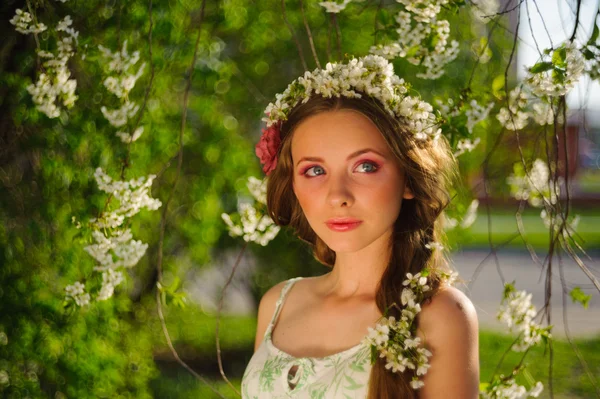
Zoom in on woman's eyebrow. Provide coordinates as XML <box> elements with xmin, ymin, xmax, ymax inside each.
<box><xmin>295</xmin><ymin>148</ymin><xmax>386</xmax><ymax>166</ymax></box>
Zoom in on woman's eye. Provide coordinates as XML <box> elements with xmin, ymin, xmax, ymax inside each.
<box><xmin>304</xmin><ymin>165</ymin><xmax>325</xmax><ymax>177</ymax></box>
<box><xmin>356</xmin><ymin>161</ymin><xmax>378</xmax><ymax>173</ymax></box>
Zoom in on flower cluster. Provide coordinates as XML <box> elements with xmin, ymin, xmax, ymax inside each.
<box><xmin>506</xmin><ymin>159</ymin><xmax>557</xmax><ymax>208</ymax></box>
<box><xmin>540</xmin><ymin>209</ymin><xmax>580</xmax><ymax>240</ymax></box>
<box><xmin>496</xmin><ymin>86</ymin><xmax>563</xmax><ymax>131</ymax></box>
<box><xmin>364</xmin><ymin>269</ymin><xmax>457</xmax><ymax>389</ymax></box>
<box><xmin>221</xmin><ymin>176</ymin><xmax>280</xmax><ymax>246</ymax></box>
<box><xmin>525</xmin><ymin>42</ymin><xmax>585</xmax><ymax>98</ymax></box>
<box><xmin>84</xmin><ymin>229</ymin><xmax>149</xmax><ymax>271</ymax></box>
<box><xmin>319</xmin><ymin>0</ymin><xmax>352</xmax><ymax>13</ymax></box>
<box><xmin>98</xmin><ymin>41</ymin><xmax>146</xmax><ymax>142</ymax></box>
<box><xmin>496</xmin><ymin>87</ymin><xmax>529</xmax><ymax>131</ymax></box>
<box><xmin>66</xmin><ymin>169</ymin><xmax>161</xmax><ymax>305</ymax></box>
<box><xmin>97</xmin><ymin>269</ymin><xmax>125</xmax><ymax>301</ymax></box>
<box><xmin>258</xmin><ymin>55</ymin><xmax>441</xmax><ymax>174</ymax></box>
<box><xmin>92</xmin><ymin>168</ymin><xmax>162</xmax><ymax>225</ymax></box>
<box><xmin>497</xmin><ymin>283</ymin><xmax>551</xmax><ymax>352</ymax></box>
<box><xmin>65</xmin><ymin>281</ymin><xmax>91</xmax><ymax>306</ymax></box>
<box><xmin>10</xmin><ymin>12</ymin><xmax>79</xmax><ymax>118</ymax></box>
<box><xmin>436</xmin><ymin>98</ymin><xmax>492</xmax><ymax>157</ymax></box>
<box><xmin>370</xmin><ymin>1</ymin><xmax>459</xmax><ymax>79</ymax></box>
<box><xmin>480</xmin><ymin>378</ymin><xmax>543</xmax><ymax>399</ymax></box>
<box><xmin>445</xmin><ymin>199</ymin><xmax>480</xmax><ymax>230</ymax></box>
<box><xmin>9</xmin><ymin>9</ymin><xmax>47</xmax><ymax>34</ymax></box>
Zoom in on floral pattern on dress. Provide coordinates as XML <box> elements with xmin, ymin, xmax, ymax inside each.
<box><xmin>241</xmin><ymin>277</ymin><xmax>373</xmax><ymax>398</ymax></box>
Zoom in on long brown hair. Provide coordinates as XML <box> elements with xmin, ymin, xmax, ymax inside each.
<box><xmin>265</xmin><ymin>95</ymin><xmax>456</xmax><ymax>398</ymax></box>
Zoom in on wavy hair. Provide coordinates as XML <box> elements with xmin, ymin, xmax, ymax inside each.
<box><xmin>265</xmin><ymin>95</ymin><xmax>456</xmax><ymax>398</ymax></box>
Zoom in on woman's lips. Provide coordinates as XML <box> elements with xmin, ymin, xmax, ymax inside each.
<box><xmin>325</xmin><ymin>220</ymin><xmax>363</xmax><ymax>232</ymax></box>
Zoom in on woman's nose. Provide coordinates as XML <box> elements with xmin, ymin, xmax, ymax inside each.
<box><xmin>326</xmin><ymin>173</ymin><xmax>354</xmax><ymax>208</ymax></box>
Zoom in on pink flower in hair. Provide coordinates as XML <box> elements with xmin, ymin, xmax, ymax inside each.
<box><xmin>255</xmin><ymin>121</ymin><xmax>281</xmax><ymax>175</ymax></box>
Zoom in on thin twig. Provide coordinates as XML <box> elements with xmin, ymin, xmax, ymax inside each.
<box><xmin>281</xmin><ymin>0</ymin><xmax>308</xmax><ymax>71</ymax></box>
<box><xmin>569</xmin><ymin>0</ymin><xmax>583</xmax><ymax>41</ymax></box>
<box><xmin>298</xmin><ymin>0</ymin><xmax>321</xmax><ymax>69</ymax></box>
<box><xmin>154</xmin><ymin>1</ymin><xmax>223</xmax><ymax>395</ymax></box>
<box><xmin>155</xmin><ymin>290</ymin><xmax>226</xmax><ymax>398</ymax></box>
<box><xmin>557</xmin><ymin>249</ymin><xmax>600</xmax><ymax>395</ymax></box>
<box><xmin>215</xmin><ymin>243</ymin><xmax>248</xmax><ymax>397</ymax></box>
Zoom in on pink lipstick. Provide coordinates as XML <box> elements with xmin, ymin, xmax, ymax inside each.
<box><xmin>325</xmin><ymin>218</ymin><xmax>362</xmax><ymax>232</ymax></box>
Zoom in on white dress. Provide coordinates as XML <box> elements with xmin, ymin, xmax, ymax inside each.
<box><xmin>241</xmin><ymin>277</ymin><xmax>373</xmax><ymax>398</ymax></box>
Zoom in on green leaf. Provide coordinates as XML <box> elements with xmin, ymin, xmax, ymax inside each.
<box><xmin>569</xmin><ymin>287</ymin><xmax>592</xmax><ymax>309</ymax></box>
<box><xmin>370</xmin><ymin>345</ymin><xmax>378</xmax><ymax>364</ymax></box>
<box><xmin>583</xmin><ymin>47</ymin><xmax>596</xmax><ymax>60</ymax></box>
<box><xmin>588</xmin><ymin>17</ymin><xmax>599</xmax><ymax>46</ymax></box>
<box><xmin>492</xmin><ymin>74</ymin><xmax>505</xmax><ymax>99</ymax></box>
<box><xmin>552</xmin><ymin>47</ymin><xmax>567</xmax><ymax>68</ymax></box>
<box><xmin>503</xmin><ymin>281</ymin><xmax>516</xmax><ymax>299</ymax></box>
<box><xmin>406</xmin><ymin>45</ymin><xmax>421</xmax><ymax>59</ymax></box>
<box><xmin>529</xmin><ymin>62</ymin><xmax>554</xmax><ymax>74</ymax></box>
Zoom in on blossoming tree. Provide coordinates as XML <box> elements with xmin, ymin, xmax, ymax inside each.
<box><xmin>2</xmin><ymin>0</ymin><xmax>599</xmax><ymax>397</ymax></box>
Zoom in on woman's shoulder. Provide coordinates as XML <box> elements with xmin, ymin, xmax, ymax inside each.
<box><xmin>418</xmin><ymin>285</ymin><xmax>479</xmax><ymax>345</ymax></box>
<box><xmin>254</xmin><ymin>277</ymin><xmax>308</xmax><ymax>350</ymax></box>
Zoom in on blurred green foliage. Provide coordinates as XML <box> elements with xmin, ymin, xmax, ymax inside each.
<box><xmin>0</xmin><ymin>0</ymin><xmax>592</xmax><ymax>397</ymax></box>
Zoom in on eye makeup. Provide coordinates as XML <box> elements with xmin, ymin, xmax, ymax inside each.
<box><xmin>299</xmin><ymin>159</ymin><xmax>381</xmax><ymax>177</ymax></box>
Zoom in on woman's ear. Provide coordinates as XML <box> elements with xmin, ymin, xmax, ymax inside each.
<box><xmin>403</xmin><ymin>181</ymin><xmax>415</xmax><ymax>200</ymax></box>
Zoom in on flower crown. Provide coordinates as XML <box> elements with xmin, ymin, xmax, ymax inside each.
<box><xmin>255</xmin><ymin>54</ymin><xmax>441</xmax><ymax>175</ymax></box>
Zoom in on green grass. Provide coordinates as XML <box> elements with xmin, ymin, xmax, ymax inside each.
<box><xmin>461</xmin><ymin>207</ymin><xmax>600</xmax><ymax>251</ymax></box>
<box><xmin>479</xmin><ymin>331</ymin><xmax>600</xmax><ymax>398</ymax></box>
<box><xmin>150</xmin><ymin>310</ymin><xmax>600</xmax><ymax>398</ymax></box>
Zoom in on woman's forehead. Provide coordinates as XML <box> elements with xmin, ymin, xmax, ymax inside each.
<box><xmin>291</xmin><ymin>110</ymin><xmax>392</xmax><ymax>158</ymax></box>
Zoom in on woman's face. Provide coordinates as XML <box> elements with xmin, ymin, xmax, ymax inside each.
<box><xmin>291</xmin><ymin>109</ymin><xmax>413</xmax><ymax>254</ymax></box>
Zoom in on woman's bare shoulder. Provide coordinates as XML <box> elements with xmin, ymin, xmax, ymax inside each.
<box><xmin>254</xmin><ymin>280</ymin><xmax>288</xmax><ymax>350</ymax></box>
<box><xmin>419</xmin><ymin>285</ymin><xmax>479</xmax><ymax>344</ymax></box>
<box><xmin>417</xmin><ymin>285</ymin><xmax>480</xmax><ymax>397</ymax></box>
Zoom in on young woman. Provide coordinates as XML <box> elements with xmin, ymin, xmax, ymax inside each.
<box><xmin>241</xmin><ymin>56</ymin><xmax>479</xmax><ymax>398</ymax></box>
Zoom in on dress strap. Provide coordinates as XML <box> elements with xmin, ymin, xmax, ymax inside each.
<box><xmin>264</xmin><ymin>277</ymin><xmax>303</xmax><ymax>338</ymax></box>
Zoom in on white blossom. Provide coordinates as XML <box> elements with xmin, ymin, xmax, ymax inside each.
<box><xmin>116</xmin><ymin>126</ymin><xmax>144</xmax><ymax>143</ymax></box>
<box><xmin>97</xmin><ymin>269</ymin><xmax>125</xmax><ymax>301</ymax></box>
<box><xmin>460</xmin><ymin>199</ymin><xmax>479</xmax><ymax>228</ymax></box>
<box><xmin>454</xmin><ymin>137</ymin><xmax>481</xmax><ymax>157</ymax></box>
<box><xmin>247</xmin><ymin>176</ymin><xmax>267</xmax><ymax>205</ymax></box>
<box><xmin>101</xmin><ymin>102</ymin><xmax>140</xmax><ymax>128</ymax></box>
<box><xmin>497</xmin><ymin>284</ymin><xmax>551</xmax><ymax>352</ymax></box>
<box><xmin>98</xmin><ymin>40</ymin><xmax>141</xmax><ymax>74</ymax></box>
<box><xmin>221</xmin><ymin>176</ymin><xmax>281</xmax><ymax>246</ymax></box>
<box><xmin>506</xmin><ymin>159</ymin><xmax>558</xmax><ymax>208</ymax></box>
<box><xmin>93</xmin><ymin>168</ymin><xmax>161</xmax><ymax>218</ymax></box>
<box><xmin>532</xmin><ymin>101</ymin><xmax>562</xmax><ymax>126</ymax></box>
<box><xmin>319</xmin><ymin>0</ymin><xmax>352</xmax><ymax>13</ymax></box>
<box><xmin>497</xmin><ymin>87</ymin><xmax>530</xmax><ymax>131</ymax></box>
<box><xmin>424</xmin><ymin>241</ymin><xmax>444</xmax><ymax>251</ymax></box>
<box><xmin>18</xmin><ymin>16</ymin><xmax>79</xmax><ymax>119</ymax></box>
<box><xmin>9</xmin><ymin>9</ymin><xmax>47</xmax><ymax>34</ymax></box>
<box><xmin>480</xmin><ymin>377</ymin><xmax>544</xmax><ymax>399</ymax></box>
<box><xmin>525</xmin><ymin>42</ymin><xmax>585</xmax><ymax>97</ymax></box>
<box><xmin>465</xmin><ymin>100</ymin><xmax>494</xmax><ymax>133</ymax></box>
<box><xmin>65</xmin><ymin>281</ymin><xmax>91</xmax><ymax>306</ymax></box>
<box><xmin>370</xmin><ymin>3</ymin><xmax>459</xmax><ymax>80</ymax></box>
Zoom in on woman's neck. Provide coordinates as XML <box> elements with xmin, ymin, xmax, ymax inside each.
<box><xmin>321</xmin><ymin>237</ymin><xmax>391</xmax><ymax>299</ymax></box>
